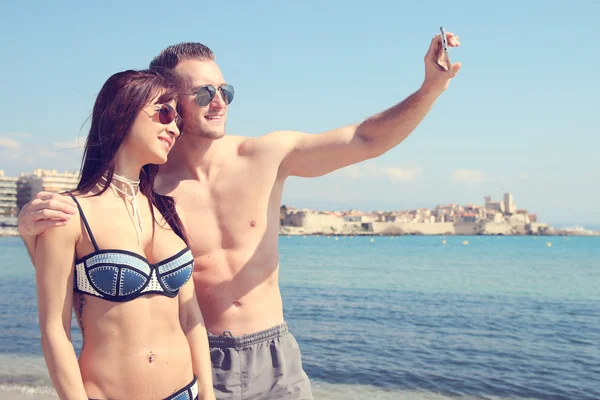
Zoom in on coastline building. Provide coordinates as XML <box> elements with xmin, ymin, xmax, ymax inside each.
<box><xmin>504</xmin><ymin>192</ymin><xmax>516</xmax><ymax>215</ymax></box>
<box><xmin>17</xmin><ymin>169</ymin><xmax>80</xmax><ymax>209</ymax></box>
<box><xmin>277</xmin><ymin>190</ymin><xmax>558</xmax><ymax>236</ymax></box>
<box><xmin>484</xmin><ymin>195</ymin><xmax>505</xmax><ymax>213</ymax></box>
<box><xmin>0</xmin><ymin>170</ymin><xmax>19</xmax><ymax>217</ymax></box>
<box><xmin>343</xmin><ymin>210</ymin><xmax>372</xmax><ymax>223</ymax></box>
<box><xmin>485</xmin><ymin>193</ymin><xmax>517</xmax><ymax>215</ymax></box>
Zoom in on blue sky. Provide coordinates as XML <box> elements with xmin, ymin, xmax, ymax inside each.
<box><xmin>1</xmin><ymin>0</ymin><xmax>598</xmax><ymax>226</ymax></box>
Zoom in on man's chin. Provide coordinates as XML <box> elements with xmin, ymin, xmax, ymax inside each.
<box><xmin>203</xmin><ymin>130</ymin><xmax>226</xmax><ymax>140</ymax></box>
<box><xmin>186</xmin><ymin>128</ymin><xmax>225</xmax><ymax>140</ymax></box>
<box><xmin>184</xmin><ymin>125</ymin><xmax>226</xmax><ymax>140</ymax></box>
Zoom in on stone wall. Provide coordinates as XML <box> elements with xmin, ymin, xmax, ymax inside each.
<box><xmin>368</xmin><ymin>222</ymin><xmax>456</xmax><ymax>235</ymax></box>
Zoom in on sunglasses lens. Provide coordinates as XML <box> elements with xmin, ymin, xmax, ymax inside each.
<box><xmin>220</xmin><ymin>85</ymin><xmax>235</xmax><ymax>105</ymax></box>
<box><xmin>158</xmin><ymin>104</ymin><xmax>175</xmax><ymax>124</ymax></box>
<box><xmin>157</xmin><ymin>104</ymin><xmax>183</xmax><ymax>135</ymax></box>
<box><xmin>195</xmin><ymin>86</ymin><xmax>216</xmax><ymax>107</ymax></box>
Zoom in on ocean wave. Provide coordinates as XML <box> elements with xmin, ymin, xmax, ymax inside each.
<box><xmin>0</xmin><ymin>383</ymin><xmax>56</xmax><ymax>396</ymax></box>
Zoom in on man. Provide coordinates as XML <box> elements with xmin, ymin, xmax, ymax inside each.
<box><xmin>19</xmin><ymin>33</ymin><xmax>461</xmax><ymax>399</ymax></box>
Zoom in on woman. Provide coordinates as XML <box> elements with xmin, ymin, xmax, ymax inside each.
<box><xmin>34</xmin><ymin>68</ymin><xmax>215</xmax><ymax>400</ymax></box>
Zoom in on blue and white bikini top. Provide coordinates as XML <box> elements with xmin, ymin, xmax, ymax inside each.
<box><xmin>71</xmin><ymin>195</ymin><xmax>194</xmax><ymax>302</ymax></box>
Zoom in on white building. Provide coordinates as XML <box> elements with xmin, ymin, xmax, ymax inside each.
<box><xmin>17</xmin><ymin>169</ymin><xmax>80</xmax><ymax>209</ymax></box>
<box><xmin>484</xmin><ymin>198</ymin><xmax>505</xmax><ymax>213</ymax></box>
<box><xmin>0</xmin><ymin>170</ymin><xmax>18</xmax><ymax>216</ymax></box>
<box><xmin>504</xmin><ymin>192</ymin><xmax>516</xmax><ymax>215</ymax></box>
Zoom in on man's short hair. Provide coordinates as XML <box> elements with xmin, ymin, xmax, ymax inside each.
<box><xmin>150</xmin><ymin>42</ymin><xmax>215</xmax><ymax>69</ymax></box>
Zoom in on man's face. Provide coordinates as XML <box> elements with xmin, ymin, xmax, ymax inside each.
<box><xmin>175</xmin><ymin>59</ymin><xmax>229</xmax><ymax>140</ymax></box>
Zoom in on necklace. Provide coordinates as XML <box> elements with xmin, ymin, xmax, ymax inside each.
<box><xmin>103</xmin><ymin>173</ymin><xmax>143</xmax><ymax>246</ymax></box>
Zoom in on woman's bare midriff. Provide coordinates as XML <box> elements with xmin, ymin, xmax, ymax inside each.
<box><xmin>76</xmin><ymin>293</ymin><xmax>193</xmax><ymax>400</ymax></box>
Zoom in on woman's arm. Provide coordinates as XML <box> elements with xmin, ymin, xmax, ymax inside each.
<box><xmin>35</xmin><ymin>212</ymin><xmax>88</xmax><ymax>400</ymax></box>
<box><xmin>178</xmin><ymin>278</ymin><xmax>215</xmax><ymax>400</ymax></box>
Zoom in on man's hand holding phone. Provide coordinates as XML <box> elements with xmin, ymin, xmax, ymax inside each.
<box><xmin>421</xmin><ymin>27</ymin><xmax>462</xmax><ymax>94</ymax></box>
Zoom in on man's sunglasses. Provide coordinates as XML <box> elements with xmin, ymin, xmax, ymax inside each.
<box><xmin>184</xmin><ymin>84</ymin><xmax>235</xmax><ymax>107</ymax></box>
<box><xmin>146</xmin><ymin>103</ymin><xmax>184</xmax><ymax>133</ymax></box>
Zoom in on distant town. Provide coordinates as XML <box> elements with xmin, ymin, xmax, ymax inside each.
<box><xmin>0</xmin><ymin>168</ymin><xmax>80</xmax><ymax>215</ymax></box>
<box><xmin>281</xmin><ymin>194</ymin><xmax>599</xmax><ymax>237</ymax></box>
<box><xmin>0</xmin><ymin>169</ymin><xmax>598</xmax><ymax>237</ymax></box>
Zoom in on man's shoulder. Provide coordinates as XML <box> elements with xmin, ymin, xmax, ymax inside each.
<box><xmin>226</xmin><ymin>131</ymin><xmax>302</xmax><ymax>143</ymax></box>
<box><xmin>229</xmin><ymin>131</ymin><xmax>303</xmax><ymax>157</ymax></box>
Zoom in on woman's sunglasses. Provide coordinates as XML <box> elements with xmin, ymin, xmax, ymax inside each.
<box><xmin>185</xmin><ymin>84</ymin><xmax>235</xmax><ymax>107</ymax></box>
<box><xmin>148</xmin><ymin>103</ymin><xmax>184</xmax><ymax>132</ymax></box>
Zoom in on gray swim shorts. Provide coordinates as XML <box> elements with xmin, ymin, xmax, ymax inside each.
<box><xmin>209</xmin><ymin>323</ymin><xmax>313</xmax><ymax>400</ymax></box>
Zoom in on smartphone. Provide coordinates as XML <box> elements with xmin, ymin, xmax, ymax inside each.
<box><xmin>439</xmin><ymin>26</ymin><xmax>452</xmax><ymax>70</ymax></box>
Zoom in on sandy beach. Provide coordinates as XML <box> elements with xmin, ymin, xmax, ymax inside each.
<box><xmin>0</xmin><ymin>383</ymin><xmax>422</xmax><ymax>400</ymax></box>
<box><xmin>0</xmin><ymin>383</ymin><xmax>499</xmax><ymax>400</ymax></box>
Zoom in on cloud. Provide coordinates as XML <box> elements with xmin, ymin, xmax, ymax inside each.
<box><xmin>37</xmin><ymin>149</ymin><xmax>59</xmax><ymax>159</ymax></box>
<box><xmin>382</xmin><ymin>167</ymin><xmax>422</xmax><ymax>182</ymax></box>
<box><xmin>339</xmin><ymin>161</ymin><xmax>422</xmax><ymax>182</ymax></box>
<box><xmin>451</xmin><ymin>169</ymin><xmax>486</xmax><ymax>184</ymax></box>
<box><xmin>341</xmin><ymin>163</ymin><xmax>377</xmax><ymax>179</ymax></box>
<box><xmin>0</xmin><ymin>138</ymin><xmax>21</xmax><ymax>149</ymax></box>
<box><xmin>54</xmin><ymin>136</ymin><xmax>86</xmax><ymax>150</ymax></box>
<box><xmin>0</xmin><ymin>135</ymin><xmax>83</xmax><ymax>176</ymax></box>
<box><xmin>0</xmin><ymin>132</ymin><xmax>31</xmax><ymax>139</ymax></box>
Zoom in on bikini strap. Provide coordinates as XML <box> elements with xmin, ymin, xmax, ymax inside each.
<box><xmin>70</xmin><ymin>195</ymin><xmax>99</xmax><ymax>252</ymax></box>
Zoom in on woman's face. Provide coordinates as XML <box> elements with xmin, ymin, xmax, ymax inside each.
<box><xmin>122</xmin><ymin>95</ymin><xmax>183</xmax><ymax>166</ymax></box>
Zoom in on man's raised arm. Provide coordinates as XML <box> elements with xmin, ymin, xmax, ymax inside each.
<box><xmin>278</xmin><ymin>32</ymin><xmax>461</xmax><ymax>178</ymax></box>
<box><xmin>17</xmin><ymin>192</ymin><xmax>78</xmax><ymax>264</ymax></box>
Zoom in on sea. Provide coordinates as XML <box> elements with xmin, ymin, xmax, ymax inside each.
<box><xmin>0</xmin><ymin>235</ymin><xmax>598</xmax><ymax>400</ymax></box>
